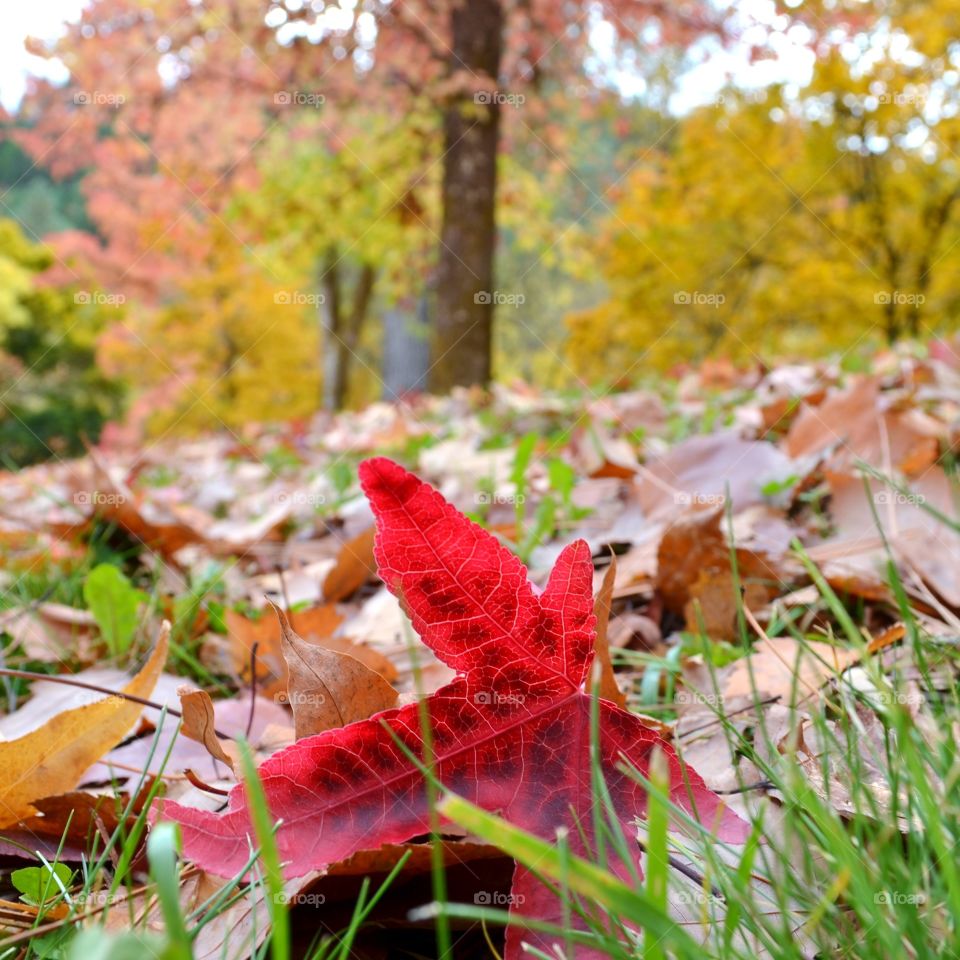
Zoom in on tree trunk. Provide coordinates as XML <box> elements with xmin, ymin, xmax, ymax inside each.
<box><xmin>319</xmin><ymin>250</ymin><xmax>344</xmax><ymax>411</ymax></box>
<box><xmin>431</xmin><ymin>0</ymin><xmax>503</xmax><ymax>393</ymax></box>
<box><xmin>884</xmin><ymin>302</ymin><xmax>900</xmax><ymax>345</ymax></box>
<box><xmin>319</xmin><ymin>250</ymin><xmax>376</xmax><ymax>410</ymax></box>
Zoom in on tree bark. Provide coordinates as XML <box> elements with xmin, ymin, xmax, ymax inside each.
<box><xmin>319</xmin><ymin>249</ymin><xmax>377</xmax><ymax>410</ymax></box>
<box><xmin>319</xmin><ymin>250</ymin><xmax>344</xmax><ymax>411</ymax></box>
<box><xmin>431</xmin><ymin>0</ymin><xmax>503</xmax><ymax>392</ymax></box>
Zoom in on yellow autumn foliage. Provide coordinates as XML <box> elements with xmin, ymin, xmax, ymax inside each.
<box><xmin>568</xmin><ymin>5</ymin><xmax>960</xmax><ymax>377</ymax></box>
<box><xmin>108</xmin><ymin>221</ymin><xmax>321</xmax><ymax>435</ymax></box>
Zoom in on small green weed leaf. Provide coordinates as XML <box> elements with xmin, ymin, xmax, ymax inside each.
<box><xmin>83</xmin><ymin>563</ymin><xmax>146</xmax><ymax>656</ymax></box>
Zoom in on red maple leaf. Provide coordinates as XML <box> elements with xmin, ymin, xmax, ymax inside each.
<box><xmin>159</xmin><ymin>457</ymin><xmax>748</xmax><ymax>957</ymax></box>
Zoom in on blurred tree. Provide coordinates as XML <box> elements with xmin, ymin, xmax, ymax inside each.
<box><xmin>102</xmin><ymin>220</ymin><xmax>320</xmax><ymax>435</ymax></box>
<box><xmin>801</xmin><ymin>0</ymin><xmax>960</xmax><ymax>341</ymax></box>
<box><xmin>326</xmin><ymin>0</ymin><xmax>727</xmax><ymax>391</ymax></box>
<box><xmin>494</xmin><ymin>98</ymin><xmax>669</xmax><ymax>386</ymax></box>
<box><xmin>0</xmin><ymin>136</ymin><xmax>91</xmax><ymax>239</ymax></box>
<box><xmin>0</xmin><ymin>219</ymin><xmax>124</xmax><ymax>465</ymax></box>
<box><xmin>18</xmin><ymin>0</ymin><xmax>732</xmax><ymax>399</ymax></box>
<box><xmin>570</xmin><ymin>1</ymin><xmax>960</xmax><ymax>375</ymax></box>
<box><xmin>232</xmin><ymin>110</ymin><xmax>438</xmax><ymax>409</ymax></box>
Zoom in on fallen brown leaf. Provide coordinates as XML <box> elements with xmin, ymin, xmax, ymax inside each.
<box><xmin>87</xmin><ymin>447</ymin><xmax>206</xmax><ymax>555</ymax></box>
<box><xmin>177</xmin><ymin>686</ymin><xmax>236</xmax><ymax>771</ymax></box>
<box><xmin>785</xmin><ymin>376</ymin><xmax>941</xmax><ymax>478</ymax></box>
<box><xmin>724</xmin><ymin>635</ymin><xmax>860</xmax><ymax>703</ymax></box>
<box><xmin>0</xmin><ymin>790</ymin><xmax>146</xmax><ymax>861</ymax></box>
<box><xmin>685</xmin><ymin>567</ymin><xmax>773</xmax><ymax>642</ymax></box>
<box><xmin>591</xmin><ymin>558</ymin><xmax>627</xmax><ymax>708</ymax></box>
<box><xmin>570</xmin><ymin>423</ymin><xmax>639</xmax><ymax>478</ymax></box>
<box><xmin>322</xmin><ymin>525</ymin><xmax>377</xmax><ymax>602</ymax></box>
<box><xmin>273</xmin><ymin>602</ymin><xmax>399</xmax><ymax>738</ymax></box>
<box><xmin>657</xmin><ymin>504</ymin><xmax>787</xmax><ymax>637</ymax></box>
<box><xmin>227</xmin><ymin>604</ymin><xmax>398</xmax><ymax>698</ymax></box>
<box><xmin>636</xmin><ymin>432</ymin><xmax>796</xmax><ymax>517</ymax></box>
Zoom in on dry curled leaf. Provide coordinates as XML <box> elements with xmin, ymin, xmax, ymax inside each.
<box><xmin>657</xmin><ymin>504</ymin><xmax>786</xmax><ymax>637</ymax></box>
<box><xmin>177</xmin><ymin>686</ymin><xmax>236</xmax><ymax>771</ymax></box>
<box><xmin>272</xmin><ymin>601</ymin><xmax>399</xmax><ymax>738</ymax></box>
<box><xmin>592</xmin><ymin>558</ymin><xmax>627</xmax><ymax>708</ymax></box>
<box><xmin>227</xmin><ymin>604</ymin><xmax>397</xmax><ymax>698</ymax></box>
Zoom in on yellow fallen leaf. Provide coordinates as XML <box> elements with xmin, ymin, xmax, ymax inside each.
<box><xmin>0</xmin><ymin>623</ymin><xmax>169</xmax><ymax>826</ymax></box>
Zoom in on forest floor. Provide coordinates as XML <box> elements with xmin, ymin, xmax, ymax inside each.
<box><xmin>1</xmin><ymin>343</ymin><xmax>960</xmax><ymax>959</ymax></box>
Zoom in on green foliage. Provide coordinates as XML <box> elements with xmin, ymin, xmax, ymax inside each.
<box><xmin>82</xmin><ymin>563</ymin><xmax>147</xmax><ymax>656</ymax></box>
<box><xmin>11</xmin><ymin>862</ymin><xmax>74</xmax><ymax>907</ymax></box>
<box><xmin>0</xmin><ymin>219</ymin><xmax>124</xmax><ymax>465</ymax></box>
<box><xmin>0</xmin><ymin>134</ymin><xmax>91</xmax><ymax>237</ymax></box>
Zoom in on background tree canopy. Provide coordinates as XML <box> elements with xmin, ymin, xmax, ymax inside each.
<box><xmin>0</xmin><ymin>0</ymin><xmax>957</xmax><ymax>458</ymax></box>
